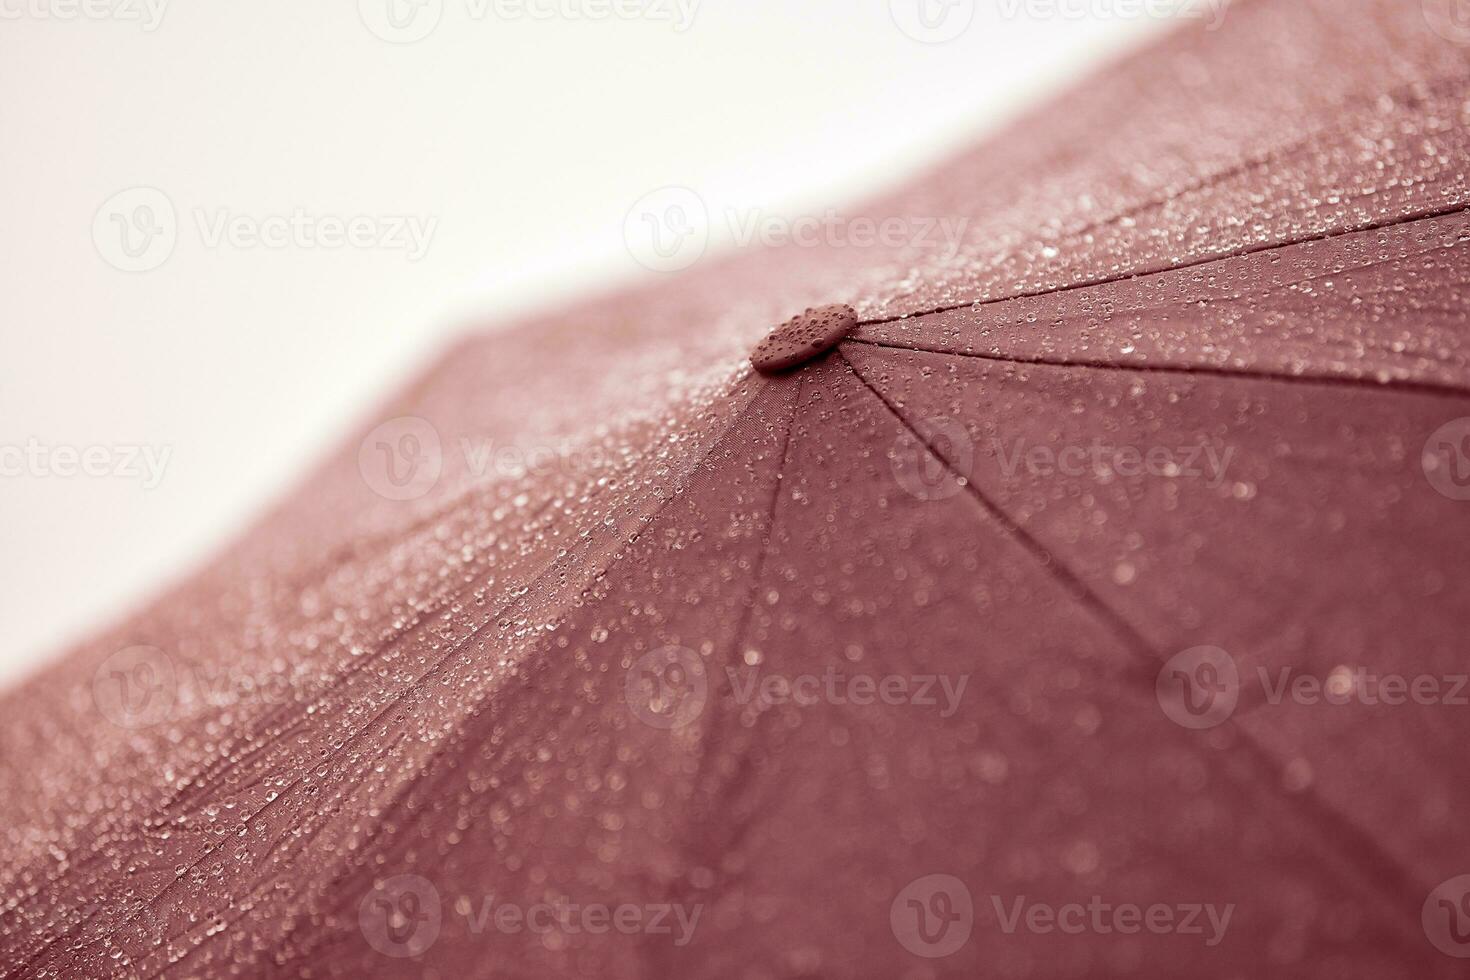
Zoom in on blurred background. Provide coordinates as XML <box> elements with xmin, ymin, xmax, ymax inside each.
<box><xmin>0</xmin><ymin>0</ymin><xmax>1196</xmax><ymax>686</ymax></box>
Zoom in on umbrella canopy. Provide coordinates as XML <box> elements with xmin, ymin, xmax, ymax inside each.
<box><xmin>4</xmin><ymin>0</ymin><xmax>1469</xmax><ymax>976</ymax></box>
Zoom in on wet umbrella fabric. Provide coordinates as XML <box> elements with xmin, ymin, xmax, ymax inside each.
<box><xmin>3</xmin><ymin>0</ymin><xmax>1470</xmax><ymax>976</ymax></box>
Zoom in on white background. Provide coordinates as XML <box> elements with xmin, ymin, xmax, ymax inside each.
<box><xmin>0</xmin><ymin>0</ymin><xmax>1181</xmax><ymax>686</ymax></box>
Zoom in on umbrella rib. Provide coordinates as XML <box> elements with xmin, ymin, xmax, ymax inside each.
<box><xmin>260</xmin><ymin>376</ymin><xmax>783</xmax><ymax>978</ymax></box>
<box><xmin>728</xmin><ymin>371</ymin><xmax>802</xmax><ymax>657</ymax></box>
<box><xmin>163</xmin><ymin>376</ymin><xmax>764</xmax><ymax>819</ymax></box>
<box><xmin>856</xmin><ymin>202</ymin><xmax>1470</xmax><ymax>329</ymax></box>
<box><xmin>649</xmin><ymin>373</ymin><xmax>804</xmax><ymax>978</ymax></box>
<box><xmin>837</xmin><ymin>347</ymin><xmax>1436</xmax><ymax>957</ymax></box>
<box><xmin>41</xmin><ymin>378</ymin><xmax>773</xmax><ymax>978</ymax></box>
<box><xmin>960</xmin><ymin>72</ymin><xmax>1470</xmax><ymax>281</ymax></box>
<box><xmin>150</xmin><ymin>488</ymin><xmax>574</xmax><ymax>819</ymax></box>
<box><xmin>267</xmin><ymin>378</ymin><xmax>766</xmax><ymax>879</ymax></box>
<box><xmin>836</xmin><ymin>347</ymin><xmax>1158</xmax><ymax>654</ymax></box>
<box><xmin>844</xmin><ymin>336</ymin><xmax>1470</xmax><ymax>399</ymax></box>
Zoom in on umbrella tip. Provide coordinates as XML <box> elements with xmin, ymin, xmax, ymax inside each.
<box><xmin>751</xmin><ymin>304</ymin><xmax>859</xmax><ymax>375</ymax></box>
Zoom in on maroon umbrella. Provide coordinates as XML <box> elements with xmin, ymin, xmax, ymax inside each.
<box><xmin>3</xmin><ymin>0</ymin><xmax>1469</xmax><ymax>976</ymax></box>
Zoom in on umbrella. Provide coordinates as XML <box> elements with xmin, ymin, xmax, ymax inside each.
<box><xmin>3</xmin><ymin>0</ymin><xmax>1469</xmax><ymax>975</ymax></box>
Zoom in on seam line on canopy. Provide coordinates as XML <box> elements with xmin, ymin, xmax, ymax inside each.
<box><xmin>664</xmin><ymin>373</ymin><xmax>804</xmax><ymax>970</ymax></box>
<box><xmin>856</xmin><ymin>203</ymin><xmax>1470</xmax><ymax>329</ymax></box>
<box><xmin>50</xmin><ymin>378</ymin><xmax>774</xmax><ymax>978</ymax></box>
<box><xmin>6</xmin><ymin>480</ymin><xmax>580</xmax><ymax>976</ymax></box>
<box><xmin>157</xmin><ymin>487</ymin><xmax>574</xmax><ymax>818</ymax></box>
<box><xmin>964</xmin><ymin>72</ymin><xmax>1470</xmax><ymax>279</ymax></box>
<box><xmin>125</xmin><ymin>376</ymin><xmax>776</xmax><ymax>979</ymax></box>
<box><xmin>159</xmin><ymin>368</ymin><xmax>745</xmax><ymax>809</ymax></box>
<box><xmin>728</xmin><ymin>373</ymin><xmax>801</xmax><ymax>661</ymax></box>
<box><xmin>843</xmin><ymin>337</ymin><xmax>1470</xmax><ymax>399</ymax></box>
<box><xmin>837</xmin><ymin>348</ymin><xmax>1158</xmax><ymax>654</ymax></box>
<box><xmin>838</xmin><ymin>347</ymin><xmax>1436</xmax><ymax>956</ymax></box>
